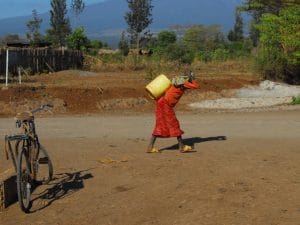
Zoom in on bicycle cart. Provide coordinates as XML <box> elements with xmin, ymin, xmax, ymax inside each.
<box><xmin>4</xmin><ymin>104</ymin><xmax>53</xmax><ymax>213</ymax></box>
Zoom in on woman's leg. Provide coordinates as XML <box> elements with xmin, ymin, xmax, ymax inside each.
<box><xmin>177</xmin><ymin>136</ymin><xmax>184</xmax><ymax>150</ymax></box>
<box><xmin>148</xmin><ymin>135</ymin><xmax>156</xmax><ymax>150</ymax></box>
<box><xmin>177</xmin><ymin>136</ymin><xmax>193</xmax><ymax>152</ymax></box>
<box><xmin>146</xmin><ymin>135</ymin><xmax>160</xmax><ymax>153</ymax></box>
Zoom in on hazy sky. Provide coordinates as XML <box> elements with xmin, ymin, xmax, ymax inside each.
<box><xmin>0</xmin><ymin>0</ymin><xmax>106</xmax><ymax>19</ymax></box>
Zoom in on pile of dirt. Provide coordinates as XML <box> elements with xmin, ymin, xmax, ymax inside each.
<box><xmin>0</xmin><ymin>70</ymin><xmax>259</xmax><ymax>117</ymax></box>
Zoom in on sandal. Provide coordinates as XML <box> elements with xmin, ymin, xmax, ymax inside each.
<box><xmin>180</xmin><ymin>145</ymin><xmax>193</xmax><ymax>153</ymax></box>
<box><xmin>146</xmin><ymin>148</ymin><xmax>161</xmax><ymax>153</ymax></box>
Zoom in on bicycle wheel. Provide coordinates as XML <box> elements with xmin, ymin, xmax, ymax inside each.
<box><xmin>16</xmin><ymin>146</ymin><xmax>32</xmax><ymax>213</ymax></box>
<box><xmin>35</xmin><ymin>144</ymin><xmax>53</xmax><ymax>184</ymax></box>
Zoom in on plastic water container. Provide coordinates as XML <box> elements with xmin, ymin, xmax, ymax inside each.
<box><xmin>145</xmin><ymin>74</ymin><xmax>171</xmax><ymax>99</ymax></box>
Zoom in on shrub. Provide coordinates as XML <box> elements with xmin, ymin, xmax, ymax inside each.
<box><xmin>210</xmin><ymin>48</ymin><xmax>230</xmax><ymax>61</ymax></box>
<box><xmin>255</xmin><ymin>6</ymin><xmax>300</xmax><ymax>84</ymax></box>
<box><xmin>163</xmin><ymin>44</ymin><xmax>194</xmax><ymax>64</ymax></box>
<box><xmin>290</xmin><ymin>96</ymin><xmax>300</xmax><ymax>105</ymax></box>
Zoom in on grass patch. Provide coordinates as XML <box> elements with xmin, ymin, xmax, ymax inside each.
<box><xmin>290</xmin><ymin>96</ymin><xmax>300</xmax><ymax>105</ymax></box>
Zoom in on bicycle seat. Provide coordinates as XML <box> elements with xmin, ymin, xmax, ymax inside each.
<box><xmin>15</xmin><ymin>111</ymin><xmax>34</xmax><ymax>121</ymax></box>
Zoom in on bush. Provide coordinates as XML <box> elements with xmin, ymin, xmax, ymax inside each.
<box><xmin>210</xmin><ymin>48</ymin><xmax>230</xmax><ymax>61</ymax></box>
<box><xmin>255</xmin><ymin>46</ymin><xmax>287</xmax><ymax>81</ymax></box>
<box><xmin>256</xmin><ymin>6</ymin><xmax>300</xmax><ymax>84</ymax></box>
<box><xmin>67</xmin><ymin>27</ymin><xmax>89</xmax><ymax>51</ymax></box>
<box><xmin>290</xmin><ymin>96</ymin><xmax>300</xmax><ymax>105</ymax></box>
<box><xmin>226</xmin><ymin>40</ymin><xmax>253</xmax><ymax>58</ymax></box>
<box><xmin>194</xmin><ymin>51</ymin><xmax>211</xmax><ymax>62</ymax></box>
<box><xmin>163</xmin><ymin>44</ymin><xmax>194</xmax><ymax>64</ymax></box>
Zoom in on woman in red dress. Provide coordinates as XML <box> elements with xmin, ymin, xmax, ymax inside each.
<box><xmin>147</xmin><ymin>71</ymin><xmax>199</xmax><ymax>153</ymax></box>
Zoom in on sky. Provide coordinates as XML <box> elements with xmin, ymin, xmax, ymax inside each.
<box><xmin>0</xmin><ymin>0</ymin><xmax>106</xmax><ymax>19</ymax></box>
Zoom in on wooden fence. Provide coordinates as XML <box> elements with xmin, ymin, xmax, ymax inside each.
<box><xmin>0</xmin><ymin>48</ymin><xmax>84</xmax><ymax>76</ymax></box>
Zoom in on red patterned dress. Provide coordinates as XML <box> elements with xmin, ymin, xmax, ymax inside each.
<box><xmin>152</xmin><ymin>80</ymin><xmax>199</xmax><ymax>137</ymax></box>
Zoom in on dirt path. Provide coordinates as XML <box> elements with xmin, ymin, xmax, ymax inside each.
<box><xmin>0</xmin><ymin>110</ymin><xmax>300</xmax><ymax>225</ymax></box>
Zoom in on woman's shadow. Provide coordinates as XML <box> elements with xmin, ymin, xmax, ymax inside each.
<box><xmin>160</xmin><ymin>136</ymin><xmax>227</xmax><ymax>152</ymax></box>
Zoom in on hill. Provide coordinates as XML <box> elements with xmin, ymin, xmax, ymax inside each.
<box><xmin>0</xmin><ymin>0</ymin><xmax>243</xmax><ymax>46</ymax></box>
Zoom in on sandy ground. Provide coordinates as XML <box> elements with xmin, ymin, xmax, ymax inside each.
<box><xmin>0</xmin><ymin>109</ymin><xmax>299</xmax><ymax>225</ymax></box>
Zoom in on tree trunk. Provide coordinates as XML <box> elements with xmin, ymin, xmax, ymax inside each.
<box><xmin>136</xmin><ymin>32</ymin><xmax>140</xmax><ymax>51</ymax></box>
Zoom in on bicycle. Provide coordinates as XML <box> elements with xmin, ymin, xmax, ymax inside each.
<box><xmin>4</xmin><ymin>104</ymin><xmax>54</xmax><ymax>213</ymax></box>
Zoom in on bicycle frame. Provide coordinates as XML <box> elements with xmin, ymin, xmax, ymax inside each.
<box><xmin>4</xmin><ymin>104</ymin><xmax>54</xmax><ymax>212</ymax></box>
<box><xmin>4</xmin><ymin>104</ymin><xmax>53</xmax><ymax>179</ymax></box>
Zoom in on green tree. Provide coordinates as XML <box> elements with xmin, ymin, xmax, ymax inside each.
<box><xmin>156</xmin><ymin>31</ymin><xmax>177</xmax><ymax>48</ymax></box>
<box><xmin>239</xmin><ymin>0</ymin><xmax>298</xmax><ymax>46</ymax></box>
<box><xmin>46</xmin><ymin>0</ymin><xmax>71</xmax><ymax>47</ymax></box>
<box><xmin>240</xmin><ymin>0</ymin><xmax>298</xmax><ymax>15</ymax></box>
<box><xmin>118</xmin><ymin>31</ymin><xmax>129</xmax><ymax>56</ymax></box>
<box><xmin>164</xmin><ymin>43</ymin><xmax>194</xmax><ymax>64</ymax></box>
<box><xmin>150</xmin><ymin>30</ymin><xmax>177</xmax><ymax>57</ymax></box>
<box><xmin>124</xmin><ymin>0</ymin><xmax>153</xmax><ymax>50</ymax></box>
<box><xmin>183</xmin><ymin>25</ymin><xmax>224</xmax><ymax>52</ymax></box>
<box><xmin>248</xmin><ymin>14</ymin><xmax>260</xmax><ymax>46</ymax></box>
<box><xmin>67</xmin><ymin>26</ymin><xmax>89</xmax><ymax>50</ymax></box>
<box><xmin>87</xmin><ymin>39</ymin><xmax>103</xmax><ymax>55</ymax></box>
<box><xmin>26</xmin><ymin>9</ymin><xmax>43</xmax><ymax>46</ymax></box>
<box><xmin>256</xmin><ymin>6</ymin><xmax>300</xmax><ymax>83</ymax></box>
<box><xmin>71</xmin><ymin>0</ymin><xmax>85</xmax><ymax>28</ymax></box>
<box><xmin>228</xmin><ymin>10</ymin><xmax>244</xmax><ymax>42</ymax></box>
<box><xmin>90</xmin><ymin>39</ymin><xmax>103</xmax><ymax>49</ymax></box>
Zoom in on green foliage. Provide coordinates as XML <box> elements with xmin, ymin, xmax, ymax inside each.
<box><xmin>67</xmin><ymin>27</ymin><xmax>89</xmax><ymax>50</ymax></box>
<box><xmin>86</xmin><ymin>39</ymin><xmax>103</xmax><ymax>55</ymax></box>
<box><xmin>90</xmin><ymin>39</ymin><xmax>103</xmax><ymax>49</ymax></box>
<box><xmin>26</xmin><ymin>9</ymin><xmax>44</xmax><ymax>46</ymax></box>
<box><xmin>227</xmin><ymin>40</ymin><xmax>253</xmax><ymax>58</ymax></box>
<box><xmin>150</xmin><ymin>30</ymin><xmax>178</xmax><ymax>60</ymax></box>
<box><xmin>240</xmin><ymin>0</ymin><xmax>299</xmax><ymax>46</ymax></box>
<box><xmin>194</xmin><ymin>51</ymin><xmax>211</xmax><ymax>62</ymax></box>
<box><xmin>118</xmin><ymin>31</ymin><xmax>129</xmax><ymax>56</ymax></box>
<box><xmin>228</xmin><ymin>10</ymin><xmax>244</xmax><ymax>42</ymax></box>
<box><xmin>46</xmin><ymin>0</ymin><xmax>71</xmax><ymax>47</ymax></box>
<box><xmin>240</xmin><ymin>0</ymin><xmax>299</xmax><ymax>15</ymax></box>
<box><xmin>125</xmin><ymin>0</ymin><xmax>153</xmax><ymax>49</ymax></box>
<box><xmin>71</xmin><ymin>0</ymin><xmax>85</xmax><ymax>18</ymax></box>
<box><xmin>164</xmin><ymin>43</ymin><xmax>194</xmax><ymax>64</ymax></box>
<box><xmin>255</xmin><ymin>6</ymin><xmax>300</xmax><ymax>83</ymax></box>
<box><xmin>211</xmin><ymin>48</ymin><xmax>231</xmax><ymax>61</ymax></box>
<box><xmin>66</xmin><ymin>27</ymin><xmax>103</xmax><ymax>56</ymax></box>
<box><xmin>255</xmin><ymin>47</ymin><xmax>286</xmax><ymax>80</ymax></box>
<box><xmin>182</xmin><ymin>25</ymin><xmax>224</xmax><ymax>52</ymax></box>
<box><xmin>249</xmin><ymin>17</ymin><xmax>260</xmax><ymax>47</ymax></box>
<box><xmin>71</xmin><ymin>0</ymin><xmax>85</xmax><ymax>27</ymax></box>
<box><xmin>290</xmin><ymin>96</ymin><xmax>300</xmax><ymax>105</ymax></box>
<box><xmin>156</xmin><ymin>31</ymin><xmax>177</xmax><ymax>48</ymax></box>
<box><xmin>148</xmin><ymin>24</ymin><xmax>252</xmax><ymax>64</ymax></box>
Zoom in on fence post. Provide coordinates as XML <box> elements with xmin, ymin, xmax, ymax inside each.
<box><xmin>18</xmin><ymin>67</ymin><xmax>21</xmax><ymax>84</ymax></box>
<box><xmin>5</xmin><ymin>49</ymin><xmax>9</xmax><ymax>86</ymax></box>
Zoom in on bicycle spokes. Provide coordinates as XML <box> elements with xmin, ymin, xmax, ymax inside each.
<box><xmin>35</xmin><ymin>145</ymin><xmax>53</xmax><ymax>184</ymax></box>
<box><xmin>17</xmin><ymin>148</ymin><xmax>32</xmax><ymax>212</ymax></box>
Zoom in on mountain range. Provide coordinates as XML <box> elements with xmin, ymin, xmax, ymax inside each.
<box><xmin>0</xmin><ymin>0</ymin><xmax>244</xmax><ymax>46</ymax></box>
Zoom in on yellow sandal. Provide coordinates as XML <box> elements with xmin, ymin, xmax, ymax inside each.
<box><xmin>180</xmin><ymin>145</ymin><xmax>193</xmax><ymax>153</ymax></box>
<box><xmin>146</xmin><ymin>148</ymin><xmax>161</xmax><ymax>153</ymax></box>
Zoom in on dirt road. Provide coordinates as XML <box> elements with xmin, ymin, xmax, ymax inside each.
<box><xmin>0</xmin><ymin>110</ymin><xmax>299</xmax><ymax>225</ymax></box>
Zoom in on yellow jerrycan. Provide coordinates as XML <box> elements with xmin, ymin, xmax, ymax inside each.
<box><xmin>145</xmin><ymin>74</ymin><xmax>171</xmax><ymax>99</ymax></box>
